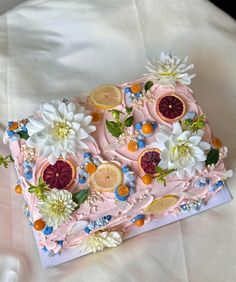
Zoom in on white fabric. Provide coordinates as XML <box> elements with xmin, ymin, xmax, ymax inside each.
<box><xmin>0</xmin><ymin>0</ymin><xmax>236</xmax><ymax>281</ymax></box>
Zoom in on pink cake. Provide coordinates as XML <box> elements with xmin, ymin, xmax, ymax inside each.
<box><xmin>3</xmin><ymin>52</ymin><xmax>232</xmax><ymax>266</ymax></box>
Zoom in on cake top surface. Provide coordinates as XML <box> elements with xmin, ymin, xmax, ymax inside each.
<box><xmin>3</xmin><ymin>51</ymin><xmax>232</xmax><ymax>256</ymax></box>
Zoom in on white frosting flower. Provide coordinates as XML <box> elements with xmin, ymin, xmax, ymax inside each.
<box><xmin>145</xmin><ymin>51</ymin><xmax>195</xmax><ymax>87</ymax></box>
<box><xmin>36</xmin><ymin>188</ymin><xmax>77</xmax><ymax>229</ymax></box>
<box><xmin>26</xmin><ymin>100</ymin><xmax>96</xmax><ymax>164</ymax></box>
<box><xmin>150</xmin><ymin>122</ymin><xmax>211</xmax><ymax>178</ymax></box>
<box><xmin>82</xmin><ymin>231</ymin><xmax>123</xmax><ymax>253</ymax></box>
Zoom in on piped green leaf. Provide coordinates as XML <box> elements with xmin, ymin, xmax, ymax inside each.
<box><xmin>72</xmin><ymin>189</ymin><xmax>89</xmax><ymax>208</ymax></box>
<box><xmin>106</xmin><ymin>120</ymin><xmax>123</xmax><ymax>137</ymax></box>
<box><xmin>0</xmin><ymin>154</ymin><xmax>14</xmax><ymax>168</ymax></box>
<box><xmin>18</xmin><ymin>131</ymin><xmax>29</xmax><ymax>140</ymax></box>
<box><xmin>156</xmin><ymin>166</ymin><xmax>176</xmax><ymax>186</ymax></box>
<box><xmin>205</xmin><ymin>149</ymin><xmax>219</xmax><ymax>166</ymax></box>
<box><xmin>125</xmin><ymin>106</ymin><xmax>133</xmax><ymax>115</ymax></box>
<box><xmin>124</xmin><ymin>116</ymin><xmax>134</xmax><ymax>127</ymax></box>
<box><xmin>144</xmin><ymin>81</ymin><xmax>153</xmax><ymax>91</ymax></box>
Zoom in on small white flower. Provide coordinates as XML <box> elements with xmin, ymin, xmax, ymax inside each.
<box><xmin>26</xmin><ymin>100</ymin><xmax>96</xmax><ymax>164</ymax></box>
<box><xmin>150</xmin><ymin>122</ymin><xmax>211</xmax><ymax>178</ymax></box>
<box><xmin>81</xmin><ymin>231</ymin><xmax>123</xmax><ymax>253</ymax></box>
<box><xmin>36</xmin><ymin>188</ymin><xmax>77</xmax><ymax>229</ymax></box>
<box><xmin>145</xmin><ymin>51</ymin><xmax>195</xmax><ymax>87</ymax></box>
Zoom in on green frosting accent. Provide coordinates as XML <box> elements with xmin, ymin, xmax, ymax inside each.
<box><xmin>205</xmin><ymin>149</ymin><xmax>219</xmax><ymax>166</ymax></box>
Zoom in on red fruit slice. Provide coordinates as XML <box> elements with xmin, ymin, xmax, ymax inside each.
<box><xmin>138</xmin><ymin>149</ymin><xmax>161</xmax><ymax>175</ymax></box>
<box><xmin>42</xmin><ymin>160</ymin><xmax>76</xmax><ymax>190</ymax></box>
<box><xmin>157</xmin><ymin>93</ymin><xmax>186</xmax><ymax>122</ymax></box>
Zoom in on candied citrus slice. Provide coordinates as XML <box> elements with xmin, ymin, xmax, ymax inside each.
<box><xmin>156</xmin><ymin>93</ymin><xmax>186</xmax><ymax>122</ymax></box>
<box><xmin>138</xmin><ymin>148</ymin><xmax>161</xmax><ymax>175</ymax></box>
<box><xmin>145</xmin><ymin>195</ymin><xmax>179</xmax><ymax>213</ymax></box>
<box><xmin>89</xmin><ymin>84</ymin><xmax>122</xmax><ymax>109</ymax></box>
<box><xmin>42</xmin><ymin>160</ymin><xmax>76</xmax><ymax>190</ymax></box>
<box><xmin>90</xmin><ymin>163</ymin><xmax>123</xmax><ymax>192</ymax></box>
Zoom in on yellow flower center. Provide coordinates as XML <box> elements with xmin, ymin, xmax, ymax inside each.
<box><xmin>51</xmin><ymin>201</ymin><xmax>66</xmax><ymax>214</ymax></box>
<box><xmin>54</xmin><ymin>120</ymin><xmax>71</xmax><ymax>139</ymax></box>
<box><xmin>171</xmin><ymin>142</ymin><xmax>191</xmax><ymax>160</ymax></box>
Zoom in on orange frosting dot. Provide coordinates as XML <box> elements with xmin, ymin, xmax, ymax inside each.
<box><xmin>142</xmin><ymin>123</ymin><xmax>153</xmax><ymax>134</ymax></box>
<box><xmin>15</xmin><ymin>184</ymin><xmax>23</xmax><ymax>194</ymax></box>
<box><xmin>91</xmin><ymin>112</ymin><xmax>102</xmax><ymax>123</ymax></box>
<box><xmin>212</xmin><ymin>137</ymin><xmax>222</xmax><ymax>149</ymax></box>
<box><xmin>117</xmin><ymin>185</ymin><xmax>129</xmax><ymax>197</ymax></box>
<box><xmin>135</xmin><ymin>219</ymin><xmax>145</xmax><ymax>227</ymax></box>
<box><xmin>127</xmin><ymin>140</ymin><xmax>138</xmax><ymax>152</ymax></box>
<box><xmin>85</xmin><ymin>163</ymin><xmax>97</xmax><ymax>174</ymax></box>
<box><xmin>9</xmin><ymin>122</ymin><xmax>19</xmax><ymax>131</ymax></box>
<box><xmin>34</xmin><ymin>219</ymin><xmax>46</xmax><ymax>231</ymax></box>
<box><xmin>131</xmin><ymin>83</ymin><xmax>142</xmax><ymax>94</ymax></box>
<box><xmin>142</xmin><ymin>174</ymin><xmax>152</xmax><ymax>185</ymax></box>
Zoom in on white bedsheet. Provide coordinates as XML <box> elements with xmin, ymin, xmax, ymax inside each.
<box><xmin>0</xmin><ymin>0</ymin><xmax>236</xmax><ymax>281</ymax></box>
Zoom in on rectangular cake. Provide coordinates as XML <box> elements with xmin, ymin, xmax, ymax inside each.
<box><xmin>3</xmin><ymin>51</ymin><xmax>233</xmax><ymax>267</ymax></box>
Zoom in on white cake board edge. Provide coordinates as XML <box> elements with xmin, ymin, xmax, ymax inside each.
<box><xmin>32</xmin><ymin>186</ymin><xmax>233</xmax><ymax>268</ymax></box>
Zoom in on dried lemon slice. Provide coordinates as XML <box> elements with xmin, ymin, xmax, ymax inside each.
<box><xmin>145</xmin><ymin>195</ymin><xmax>179</xmax><ymax>213</ymax></box>
<box><xmin>89</xmin><ymin>84</ymin><xmax>122</xmax><ymax>109</ymax></box>
<box><xmin>90</xmin><ymin>163</ymin><xmax>123</xmax><ymax>192</ymax></box>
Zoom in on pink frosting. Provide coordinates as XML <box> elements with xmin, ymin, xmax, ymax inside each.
<box><xmin>7</xmin><ymin>79</ymin><xmax>229</xmax><ymax>253</ymax></box>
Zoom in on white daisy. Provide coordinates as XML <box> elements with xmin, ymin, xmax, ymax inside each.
<box><xmin>145</xmin><ymin>51</ymin><xmax>195</xmax><ymax>87</ymax></box>
<box><xmin>26</xmin><ymin>100</ymin><xmax>96</xmax><ymax>164</ymax></box>
<box><xmin>36</xmin><ymin>188</ymin><xmax>77</xmax><ymax>229</ymax></box>
<box><xmin>150</xmin><ymin>122</ymin><xmax>211</xmax><ymax>178</ymax></box>
<box><xmin>81</xmin><ymin>231</ymin><xmax>123</xmax><ymax>253</ymax></box>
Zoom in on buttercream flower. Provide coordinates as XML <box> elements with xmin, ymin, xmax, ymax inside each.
<box><xmin>26</xmin><ymin>100</ymin><xmax>96</xmax><ymax>164</ymax></box>
<box><xmin>150</xmin><ymin>122</ymin><xmax>211</xmax><ymax>178</ymax></box>
<box><xmin>145</xmin><ymin>51</ymin><xmax>195</xmax><ymax>87</ymax></box>
<box><xmin>36</xmin><ymin>188</ymin><xmax>77</xmax><ymax>229</ymax></box>
<box><xmin>81</xmin><ymin>231</ymin><xmax>123</xmax><ymax>253</ymax></box>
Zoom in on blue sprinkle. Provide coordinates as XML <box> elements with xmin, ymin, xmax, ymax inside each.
<box><xmin>24</xmin><ymin>167</ymin><xmax>31</xmax><ymax>173</ymax></box>
<box><xmin>183</xmin><ymin>111</ymin><xmax>197</xmax><ymax>121</ymax></box>
<box><xmin>11</xmin><ymin>134</ymin><xmax>20</xmax><ymax>141</ymax></box>
<box><xmin>208</xmin><ymin>180</ymin><xmax>224</xmax><ymax>192</ymax></box>
<box><xmin>79</xmin><ymin>176</ymin><xmax>87</xmax><ymax>184</ymax></box>
<box><xmin>105</xmin><ymin>215</ymin><xmax>112</xmax><ymax>221</ymax></box>
<box><xmin>21</xmin><ymin>125</ymin><xmax>28</xmax><ymax>132</ymax></box>
<box><xmin>43</xmin><ymin>226</ymin><xmax>53</xmax><ymax>235</ymax></box>
<box><xmin>135</xmin><ymin>122</ymin><xmax>142</xmax><ymax>131</ymax></box>
<box><xmin>25</xmin><ymin>171</ymin><xmax>33</xmax><ymax>180</ymax></box>
<box><xmin>83</xmin><ymin>152</ymin><xmax>92</xmax><ymax>159</ymax></box>
<box><xmin>195</xmin><ymin>177</ymin><xmax>210</xmax><ymax>188</ymax></box>
<box><xmin>78</xmin><ymin>169</ymin><xmax>87</xmax><ymax>177</ymax></box>
<box><xmin>134</xmin><ymin>92</ymin><xmax>142</xmax><ymax>98</ymax></box>
<box><xmin>180</xmin><ymin>204</ymin><xmax>189</xmax><ymax>211</ymax></box>
<box><xmin>129</xmin><ymin>181</ymin><xmax>135</xmax><ymax>188</ymax></box>
<box><xmin>58</xmin><ymin>240</ymin><xmax>63</xmax><ymax>246</ymax></box>
<box><xmin>137</xmin><ymin>140</ymin><xmax>146</xmax><ymax>148</ymax></box>
<box><xmin>124</xmin><ymin>87</ymin><xmax>131</xmax><ymax>94</ymax></box>
<box><xmin>151</xmin><ymin>121</ymin><xmax>158</xmax><ymax>129</ymax></box>
<box><xmin>125</xmin><ymin>171</ymin><xmax>135</xmax><ymax>181</ymax></box>
<box><xmin>42</xmin><ymin>246</ymin><xmax>48</xmax><ymax>253</ymax></box>
<box><xmin>217</xmin><ymin>180</ymin><xmax>224</xmax><ymax>187</ymax></box>
<box><xmin>8</xmin><ymin>121</ymin><xmax>13</xmax><ymax>127</ymax></box>
<box><xmin>122</xmin><ymin>165</ymin><xmax>130</xmax><ymax>173</ymax></box>
<box><xmin>84</xmin><ymin>227</ymin><xmax>91</xmax><ymax>234</ymax></box>
<box><xmin>48</xmin><ymin>250</ymin><xmax>55</xmax><ymax>257</ymax></box>
<box><xmin>93</xmin><ymin>158</ymin><xmax>101</xmax><ymax>166</ymax></box>
<box><xmin>131</xmin><ymin>214</ymin><xmax>145</xmax><ymax>223</ymax></box>
<box><xmin>7</xmin><ymin>130</ymin><xmax>15</xmax><ymax>137</ymax></box>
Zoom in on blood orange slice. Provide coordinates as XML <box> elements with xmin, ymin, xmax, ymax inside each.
<box><xmin>156</xmin><ymin>93</ymin><xmax>186</xmax><ymax>122</ymax></box>
<box><xmin>42</xmin><ymin>160</ymin><xmax>76</xmax><ymax>190</ymax></box>
<box><xmin>138</xmin><ymin>148</ymin><xmax>161</xmax><ymax>175</ymax></box>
